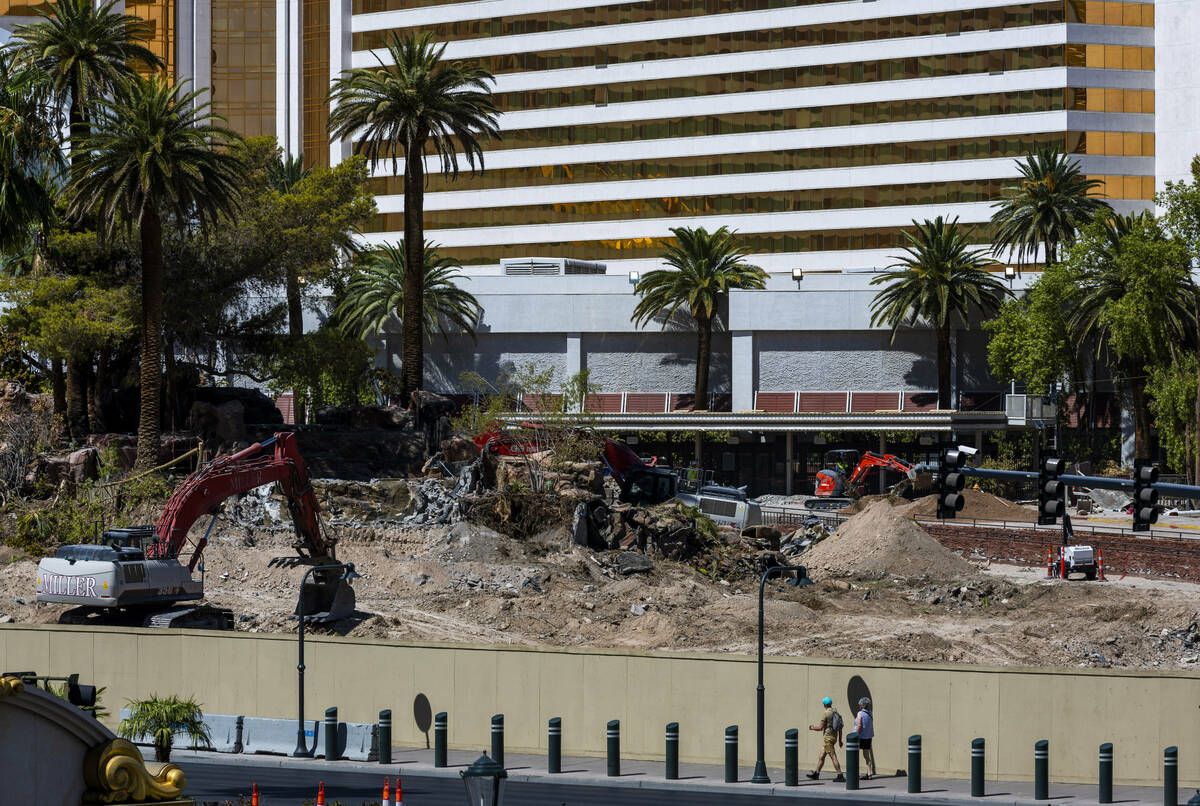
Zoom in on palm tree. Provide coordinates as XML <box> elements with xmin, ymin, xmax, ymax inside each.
<box><xmin>633</xmin><ymin>225</ymin><xmax>767</xmax><ymax>437</ymax></box>
<box><xmin>119</xmin><ymin>694</ymin><xmax>211</xmax><ymax>762</ymax></box>
<box><xmin>990</xmin><ymin>147</ymin><xmax>1110</xmax><ymax>269</ymax></box>
<box><xmin>870</xmin><ymin>217</ymin><xmax>1010</xmax><ymax>409</ymax></box>
<box><xmin>1068</xmin><ymin>212</ymin><xmax>1198</xmax><ymax>457</ymax></box>
<box><xmin>267</xmin><ymin>150</ymin><xmax>311</xmax><ymax>194</ymax></box>
<box><xmin>335</xmin><ymin>241</ymin><xmax>482</xmax><ymax>341</ymax></box>
<box><xmin>0</xmin><ymin>48</ymin><xmax>62</xmax><ymax>252</ymax></box>
<box><xmin>328</xmin><ymin>30</ymin><xmax>499</xmax><ymax>404</ymax></box>
<box><xmin>67</xmin><ymin>76</ymin><xmax>242</xmax><ymax>469</ymax></box>
<box><xmin>13</xmin><ymin>0</ymin><xmax>161</xmax><ymax>166</ymax></box>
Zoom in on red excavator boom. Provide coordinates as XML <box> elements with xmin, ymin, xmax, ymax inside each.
<box><xmin>846</xmin><ymin>452</ymin><xmax>917</xmax><ymax>484</ymax></box>
<box><xmin>148</xmin><ymin>432</ymin><xmax>332</xmax><ymax>571</ymax></box>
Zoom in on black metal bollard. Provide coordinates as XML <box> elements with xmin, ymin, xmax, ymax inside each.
<box><xmin>725</xmin><ymin>726</ymin><xmax>738</xmax><ymax>783</ymax></box>
<box><xmin>1165</xmin><ymin>747</ymin><xmax>1179</xmax><ymax>806</ymax></box>
<box><xmin>491</xmin><ymin>714</ymin><xmax>505</xmax><ymax>768</ymax></box>
<box><xmin>607</xmin><ymin>720</ymin><xmax>620</xmax><ymax>777</ymax></box>
<box><xmin>908</xmin><ymin>734</ymin><xmax>922</xmax><ymax>794</ymax></box>
<box><xmin>971</xmin><ymin>738</ymin><xmax>985</xmax><ymax>797</ymax></box>
<box><xmin>548</xmin><ymin>717</ymin><xmax>562</xmax><ymax>774</ymax></box>
<box><xmin>845</xmin><ymin>731</ymin><xmax>860</xmax><ymax>790</ymax></box>
<box><xmin>665</xmin><ymin>723</ymin><xmax>679</xmax><ymax>781</ymax></box>
<box><xmin>377</xmin><ymin>709</ymin><xmax>392</xmax><ymax>765</ymax></box>
<box><xmin>233</xmin><ymin>715</ymin><xmax>244</xmax><ymax>754</ymax></box>
<box><xmin>324</xmin><ymin>707</ymin><xmax>339</xmax><ymax>760</ymax></box>
<box><xmin>1035</xmin><ymin>739</ymin><xmax>1049</xmax><ymax>800</ymax></box>
<box><xmin>1099</xmin><ymin>742</ymin><xmax>1113</xmax><ymax>804</ymax></box>
<box><xmin>785</xmin><ymin>729</ymin><xmax>799</xmax><ymax>787</ymax></box>
<box><xmin>434</xmin><ymin>712</ymin><xmax>447</xmax><ymax>768</ymax></box>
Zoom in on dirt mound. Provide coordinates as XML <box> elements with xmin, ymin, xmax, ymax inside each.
<box><xmin>899</xmin><ymin>489</ymin><xmax>1037</xmax><ymax>522</ymax></box>
<box><xmin>802</xmin><ymin>499</ymin><xmax>974</xmax><ymax>580</ymax></box>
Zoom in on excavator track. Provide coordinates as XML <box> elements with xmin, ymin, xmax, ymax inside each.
<box><xmin>803</xmin><ymin>498</ymin><xmax>853</xmax><ymax>511</ymax></box>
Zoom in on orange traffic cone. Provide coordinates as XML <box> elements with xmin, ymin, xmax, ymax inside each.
<box><xmin>396</xmin><ymin>775</ymin><xmax>404</xmax><ymax>806</ymax></box>
<box><xmin>1046</xmin><ymin>546</ymin><xmax>1053</xmax><ymax>578</ymax></box>
<box><xmin>1098</xmin><ymin>548</ymin><xmax>1106</xmax><ymax>581</ymax></box>
<box><xmin>251</xmin><ymin>783</ymin><xmax>259</xmax><ymax>806</ymax></box>
<box><xmin>316</xmin><ymin>781</ymin><xmax>325</xmax><ymax>806</ymax></box>
<box><xmin>382</xmin><ymin>777</ymin><xmax>391</xmax><ymax>806</ymax></box>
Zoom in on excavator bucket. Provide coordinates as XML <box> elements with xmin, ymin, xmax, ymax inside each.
<box><xmin>297</xmin><ymin>575</ymin><xmax>357</xmax><ymax>623</ymax></box>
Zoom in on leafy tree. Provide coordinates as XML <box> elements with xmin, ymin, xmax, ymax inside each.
<box><xmin>263</xmin><ymin>325</ymin><xmax>375</xmax><ymax>413</ymax></box>
<box><xmin>983</xmin><ymin>261</ymin><xmax>1080</xmax><ymax>395</ymax></box>
<box><xmin>990</xmin><ymin>147</ymin><xmax>1110</xmax><ymax>269</ymax></box>
<box><xmin>1148</xmin><ymin>354</ymin><xmax>1198</xmax><ymax>482</ymax></box>
<box><xmin>870</xmin><ymin>216</ymin><xmax>1009</xmax><ymax>409</ymax></box>
<box><xmin>1065</xmin><ymin>214</ymin><xmax>1197</xmax><ymax>459</ymax></box>
<box><xmin>0</xmin><ymin>49</ymin><xmax>61</xmax><ymax>252</ymax></box>
<box><xmin>119</xmin><ymin>694</ymin><xmax>211</xmax><ymax>762</ymax></box>
<box><xmin>67</xmin><ymin>76</ymin><xmax>242</xmax><ymax>468</ymax></box>
<box><xmin>335</xmin><ymin>241</ymin><xmax>481</xmax><ymax>341</ymax></box>
<box><xmin>329</xmin><ymin>30</ymin><xmax>499</xmax><ymax>402</ymax></box>
<box><xmin>633</xmin><ymin>226</ymin><xmax>766</xmax><ymax>461</ymax></box>
<box><xmin>12</xmin><ymin>0</ymin><xmax>161</xmax><ymax>166</ymax></box>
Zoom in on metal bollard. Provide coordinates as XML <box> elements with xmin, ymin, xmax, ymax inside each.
<box><xmin>665</xmin><ymin>723</ymin><xmax>679</xmax><ymax>781</ymax></box>
<box><xmin>233</xmin><ymin>715</ymin><xmax>244</xmax><ymax>754</ymax></box>
<box><xmin>971</xmin><ymin>738</ymin><xmax>985</xmax><ymax>797</ymax></box>
<box><xmin>1035</xmin><ymin>739</ymin><xmax>1049</xmax><ymax>800</ymax></box>
<box><xmin>1165</xmin><ymin>746</ymin><xmax>1179</xmax><ymax>806</ymax></box>
<box><xmin>548</xmin><ymin>718</ymin><xmax>562</xmax><ymax>774</ymax></box>
<box><xmin>607</xmin><ymin>720</ymin><xmax>620</xmax><ymax>777</ymax></box>
<box><xmin>324</xmin><ymin>707</ymin><xmax>339</xmax><ymax>761</ymax></box>
<box><xmin>908</xmin><ymin>734</ymin><xmax>922</xmax><ymax>793</ymax></box>
<box><xmin>1099</xmin><ymin>742</ymin><xmax>1113</xmax><ymax>804</ymax></box>
<box><xmin>785</xmin><ymin>729</ymin><xmax>799</xmax><ymax>787</ymax></box>
<box><xmin>434</xmin><ymin>712</ymin><xmax>447</xmax><ymax>768</ymax></box>
<box><xmin>725</xmin><ymin>726</ymin><xmax>738</xmax><ymax>783</ymax></box>
<box><xmin>491</xmin><ymin>714</ymin><xmax>505</xmax><ymax>768</ymax></box>
<box><xmin>846</xmin><ymin>731</ymin><xmax>860</xmax><ymax>790</ymax></box>
<box><xmin>377</xmin><ymin>710</ymin><xmax>392</xmax><ymax>765</ymax></box>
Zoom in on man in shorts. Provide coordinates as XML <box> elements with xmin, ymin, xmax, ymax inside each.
<box><xmin>854</xmin><ymin>697</ymin><xmax>876</xmax><ymax>779</ymax></box>
<box><xmin>806</xmin><ymin>696</ymin><xmax>844</xmax><ymax>781</ymax></box>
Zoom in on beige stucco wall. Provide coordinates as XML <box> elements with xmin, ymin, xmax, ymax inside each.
<box><xmin>1</xmin><ymin>624</ymin><xmax>1196</xmax><ymax>786</ymax></box>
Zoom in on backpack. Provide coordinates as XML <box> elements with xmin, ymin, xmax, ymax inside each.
<box><xmin>830</xmin><ymin>709</ymin><xmax>844</xmax><ymax>734</ymax></box>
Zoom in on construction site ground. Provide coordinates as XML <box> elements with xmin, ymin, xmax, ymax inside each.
<box><xmin>5</xmin><ymin>484</ymin><xmax>1200</xmax><ymax>673</ymax></box>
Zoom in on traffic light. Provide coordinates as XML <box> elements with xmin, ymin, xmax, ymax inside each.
<box><xmin>938</xmin><ymin>448</ymin><xmax>967</xmax><ymax>519</ymax></box>
<box><xmin>1038</xmin><ymin>457</ymin><xmax>1065</xmax><ymax>526</ymax></box>
<box><xmin>1132</xmin><ymin>461</ymin><xmax>1159</xmax><ymax>532</ymax></box>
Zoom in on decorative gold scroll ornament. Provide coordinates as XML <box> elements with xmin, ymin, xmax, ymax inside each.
<box><xmin>83</xmin><ymin>738</ymin><xmax>188</xmax><ymax>803</ymax></box>
<box><xmin>0</xmin><ymin>676</ymin><xmax>24</xmax><ymax>697</ymax></box>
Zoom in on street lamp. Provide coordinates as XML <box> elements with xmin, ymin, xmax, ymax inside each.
<box><xmin>461</xmin><ymin>752</ymin><xmax>507</xmax><ymax>805</ymax></box>
<box><xmin>293</xmin><ymin>562</ymin><xmax>360</xmax><ymax>757</ymax></box>
<box><xmin>791</xmin><ymin>267</ymin><xmax>804</xmax><ymax>288</ymax></box>
<box><xmin>752</xmin><ymin>564</ymin><xmax>814</xmax><ymax>784</ymax></box>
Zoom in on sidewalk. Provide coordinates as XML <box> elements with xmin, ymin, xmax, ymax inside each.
<box><xmin>162</xmin><ymin>744</ymin><xmax>1192</xmax><ymax>805</ymax></box>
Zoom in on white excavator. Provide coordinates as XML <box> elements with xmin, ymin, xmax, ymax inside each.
<box><xmin>35</xmin><ymin>432</ymin><xmax>356</xmax><ymax>628</ymax></box>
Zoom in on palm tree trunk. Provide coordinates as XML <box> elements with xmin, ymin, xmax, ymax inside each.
<box><xmin>1130</xmin><ymin>374</ymin><xmax>1151</xmax><ymax>461</ymax></box>
<box><xmin>89</xmin><ymin>348</ymin><xmax>108</xmax><ymax>434</ymax></box>
<box><xmin>692</xmin><ymin>314</ymin><xmax>712</xmax><ymax>466</ymax></box>
<box><xmin>936</xmin><ymin>322</ymin><xmax>952</xmax><ymax>410</ymax></box>
<box><xmin>285</xmin><ymin>265</ymin><xmax>306</xmax><ymax>424</ymax></box>
<box><xmin>136</xmin><ymin>204</ymin><xmax>164</xmax><ymax>471</ymax></box>
<box><xmin>401</xmin><ymin>134</ymin><xmax>426</xmax><ymax>405</ymax></box>
<box><xmin>155</xmin><ymin>735</ymin><xmax>171</xmax><ymax>763</ymax></box>
<box><xmin>65</xmin><ymin>357</ymin><xmax>89</xmax><ymax>443</ymax></box>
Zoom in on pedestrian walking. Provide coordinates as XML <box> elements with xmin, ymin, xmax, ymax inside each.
<box><xmin>854</xmin><ymin>697</ymin><xmax>876</xmax><ymax>779</ymax></box>
<box><xmin>806</xmin><ymin>696</ymin><xmax>844</xmax><ymax>781</ymax></box>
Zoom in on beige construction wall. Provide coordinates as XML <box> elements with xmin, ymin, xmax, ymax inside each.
<box><xmin>1</xmin><ymin>624</ymin><xmax>1196</xmax><ymax>786</ymax></box>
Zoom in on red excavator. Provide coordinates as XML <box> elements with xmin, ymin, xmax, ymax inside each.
<box><xmin>804</xmin><ymin>448</ymin><xmax>933</xmax><ymax>511</ymax></box>
<box><xmin>36</xmin><ymin>432</ymin><xmax>356</xmax><ymax>629</ymax></box>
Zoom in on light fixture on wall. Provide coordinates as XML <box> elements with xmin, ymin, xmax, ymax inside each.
<box><xmin>1004</xmin><ymin>265</ymin><xmax>1016</xmax><ymax>287</ymax></box>
<box><xmin>628</xmin><ymin>270</ymin><xmax>640</xmax><ymax>286</ymax></box>
<box><xmin>791</xmin><ymin>267</ymin><xmax>803</xmax><ymax>288</ymax></box>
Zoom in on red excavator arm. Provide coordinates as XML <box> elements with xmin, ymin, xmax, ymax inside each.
<box><xmin>147</xmin><ymin>432</ymin><xmax>332</xmax><ymax>571</ymax></box>
<box><xmin>846</xmin><ymin>452</ymin><xmax>916</xmax><ymax>485</ymax></box>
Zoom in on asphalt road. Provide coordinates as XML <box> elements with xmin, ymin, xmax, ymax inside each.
<box><xmin>183</xmin><ymin>757</ymin><xmax>850</xmax><ymax>805</ymax></box>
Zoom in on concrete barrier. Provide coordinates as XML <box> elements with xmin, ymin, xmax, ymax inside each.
<box><xmin>342</xmin><ymin>722</ymin><xmax>376</xmax><ymax>762</ymax></box>
<box><xmin>117</xmin><ymin>709</ymin><xmax>241</xmax><ymax>753</ymax></box>
<box><xmin>243</xmin><ymin>716</ymin><xmax>317</xmax><ymax>756</ymax></box>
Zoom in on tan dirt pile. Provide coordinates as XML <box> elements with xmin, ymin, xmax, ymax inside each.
<box><xmin>802</xmin><ymin>499</ymin><xmax>974</xmax><ymax>579</ymax></box>
<box><xmin>898</xmin><ymin>489</ymin><xmax>1037</xmax><ymax>522</ymax></box>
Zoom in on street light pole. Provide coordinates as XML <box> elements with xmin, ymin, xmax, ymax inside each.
<box><xmin>752</xmin><ymin>564</ymin><xmax>812</xmax><ymax>784</ymax></box>
<box><xmin>293</xmin><ymin>562</ymin><xmax>356</xmax><ymax>758</ymax></box>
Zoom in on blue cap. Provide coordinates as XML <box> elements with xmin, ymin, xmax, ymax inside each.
<box><xmin>822</xmin><ymin>697</ymin><xmax>832</xmax><ymax>707</ymax></box>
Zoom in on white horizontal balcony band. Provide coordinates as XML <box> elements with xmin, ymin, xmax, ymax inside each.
<box><xmin>369</xmin><ymin>111</ymin><xmax>1073</xmax><ymax>178</ymax></box>
<box><xmin>490</xmin><ymin>68</ymin><xmax>1070</xmax><ymax>132</ymax></box>
<box><xmin>481</xmin><ymin>26</ymin><xmax>1070</xmax><ymax>94</ymax></box>
<box><xmin>408</xmin><ymin>201</ymin><xmax>999</xmax><ymax>248</ymax></box>
<box><xmin>353</xmin><ymin>0</ymin><xmax>632</xmax><ymax>32</ymax></box>
<box><xmin>374</xmin><ymin>154</ymin><xmax>1152</xmax><ymax>214</ymax></box>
